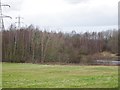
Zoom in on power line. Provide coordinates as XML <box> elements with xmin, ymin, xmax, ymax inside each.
<box><xmin>0</xmin><ymin>0</ymin><xmax>12</xmax><ymax>31</ymax></box>
<box><xmin>15</xmin><ymin>16</ymin><xmax>23</xmax><ymax>29</ymax></box>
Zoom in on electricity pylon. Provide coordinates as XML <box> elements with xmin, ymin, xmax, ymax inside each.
<box><xmin>15</xmin><ymin>16</ymin><xmax>23</xmax><ymax>29</ymax></box>
<box><xmin>0</xmin><ymin>0</ymin><xmax>12</xmax><ymax>31</ymax></box>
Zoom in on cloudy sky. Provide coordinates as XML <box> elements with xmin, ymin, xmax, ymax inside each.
<box><xmin>2</xmin><ymin>0</ymin><xmax>119</xmax><ymax>32</ymax></box>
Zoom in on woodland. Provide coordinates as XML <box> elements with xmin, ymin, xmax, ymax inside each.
<box><xmin>2</xmin><ymin>25</ymin><xmax>119</xmax><ymax>64</ymax></box>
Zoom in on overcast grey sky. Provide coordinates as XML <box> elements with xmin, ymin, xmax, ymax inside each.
<box><xmin>2</xmin><ymin>0</ymin><xmax>119</xmax><ymax>30</ymax></box>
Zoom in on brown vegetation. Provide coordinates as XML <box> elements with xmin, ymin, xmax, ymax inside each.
<box><xmin>2</xmin><ymin>25</ymin><xmax>119</xmax><ymax>64</ymax></box>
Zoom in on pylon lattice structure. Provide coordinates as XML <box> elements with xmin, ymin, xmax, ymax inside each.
<box><xmin>15</xmin><ymin>16</ymin><xmax>23</xmax><ymax>29</ymax></box>
<box><xmin>0</xmin><ymin>0</ymin><xmax>12</xmax><ymax>31</ymax></box>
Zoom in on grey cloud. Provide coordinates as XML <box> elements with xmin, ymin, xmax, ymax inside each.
<box><xmin>64</xmin><ymin>0</ymin><xmax>90</xmax><ymax>4</ymax></box>
<box><xmin>2</xmin><ymin>0</ymin><xmax>23</xmax><ymax>11</ymax></box>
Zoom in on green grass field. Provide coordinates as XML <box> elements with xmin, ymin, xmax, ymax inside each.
<box><xmin>0</xmin><ymin>63</ymin><xmax>2</xmax><ymax>89</ymax></box>
<box><xmin>2</xmin><ymin>63</ymin><xmax>118</xmax><ymax>88</ymax></box>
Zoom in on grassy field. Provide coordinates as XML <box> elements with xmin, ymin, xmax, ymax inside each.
<box><xmin>0</xmin><ymin>63</ymin><xmax>2</xmax><ymax>89</ymax></box>
<box><xmin>2</xmin><ymin>63</ymin><xmax>118</xmax><ymax>88</ymax></box>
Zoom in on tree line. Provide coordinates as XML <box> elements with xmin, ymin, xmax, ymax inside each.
<box><xmin>2</xmin><ymin>25</ymin><xmax>118</xmax><ymax>64</ymax></box>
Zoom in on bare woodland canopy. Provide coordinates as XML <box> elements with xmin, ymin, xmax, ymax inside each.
<box><xmin>2</xmin><ymin>25</ymin><xmax>118</xmax><ymax>64</ymax></box>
